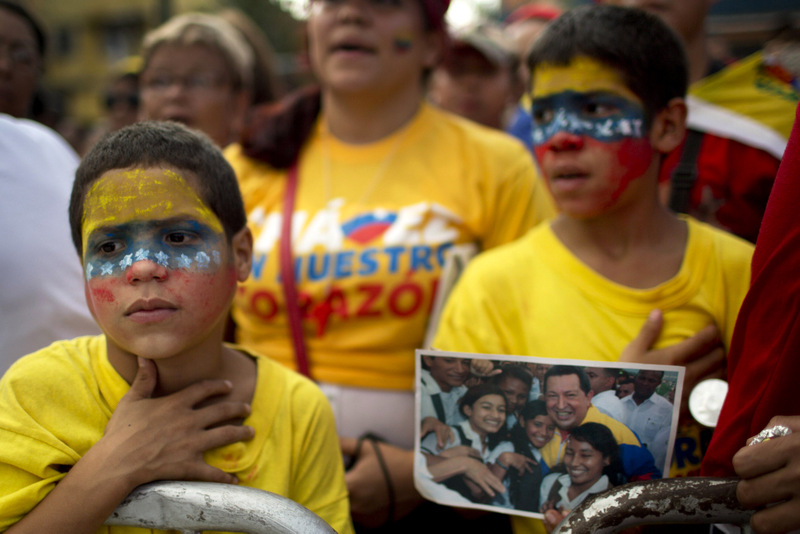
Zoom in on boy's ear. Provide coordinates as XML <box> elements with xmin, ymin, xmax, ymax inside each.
<box><xmin>231</xmin><ymin>226</ymin><xmax>253</xmax><ymax>282</ymax></box>
<box><xmin>649</xmin><ymin>97</ymin><xmax>687</xmax><ymax>154</ymax></box>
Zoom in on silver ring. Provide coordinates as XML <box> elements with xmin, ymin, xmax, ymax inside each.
<box><xmin>748</xmin><ymin>425</ymin><xmax>792</xmax><ymax>446</ymax></box>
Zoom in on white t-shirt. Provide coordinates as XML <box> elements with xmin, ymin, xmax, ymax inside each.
<box><xmin>540</xmin><ymin>472</ymin><xmax>610</xmax><ymax>511</ymax></box>
<box><xmin>620</xmin><ymin>392</ymin><xmax>674</xmax><ymax>470</ymax></box>
<box><xmin>0</xmin><ymin>115</ymin><xmax>99</xmax><ymax>374</ymax></box>
<box><xmin>592</xmin><ymin>390</ymin><xmax>627</xmax><ymax>423</ymax></box>
<box><xmin>420</xmin><ymin>368</ymin><xmax>467</xmax><ymax>425</ymax></box>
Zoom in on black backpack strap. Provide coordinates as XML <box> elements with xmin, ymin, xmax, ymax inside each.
<box><xmin>669</xmin><ymin>129</ymin><xmax>705</xmax><ymax>213</ymax></box>
<box><xmin>430</xmin><ymin>394</ymin><xmax>447</xmax><ymax>423</ymax></box>
<box><xmin>453</xmin><ymin>424</ymin><xmax>471</xmax><ymax>446</ymax></box>
<box><xmin>547</xmin><ymin>477</ymin><xmax>564</xmax><ymax>504</ymax></box>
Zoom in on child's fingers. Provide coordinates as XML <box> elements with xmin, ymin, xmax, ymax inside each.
<box><xmin>195</xmin><ymin>424</ymin><xmax>256</xmax><ymax>453</ymax></box>
<box><xmin>191</xmin><ymin>401</ymin><xmax>252</xmax><ymax>432</ymax></box>
<box><xmin>182</xmin><ymin>463</ymin><xmax>240</xmax><ymax>485</ymax></box>
<box><xmin>436</xmin><ymin>426</ymin><xmax>454</xmax><ymax>449</ymax></box>
<box><xmin>748</xmin><ymin>498</ymin><xmax>800</xmax><ymax>534</ymax></box>
<box><xmin>620</xmin><ymin>309</ymin><xmax>663</xmax><ymax>362</ymax></box>
<box><xmin>171</xmin><ymin>378</ymin><xmax>235</xmax><ymax>407</ymax></box>
<box><xmin>667</xmin><ymin>324</ymin><xmax>721</xmax><ymax>366</ymax></box>
<box><xmin>125</xmin><ymin>357</ymin><xmax>158</xmax><ymax>400</ymax></box>
<box><xmin>475</xmin><ymin>474</ymin><xmax>504</xmax><ymax>496</ymax></box>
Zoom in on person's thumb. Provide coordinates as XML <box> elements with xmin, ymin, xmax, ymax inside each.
<box><xmin>128</xmin><ymin>357</ymin><xmax>158</xmax><ymax>399</ymax></box>
<box><xmin>620</xmin><ymin>309</ymin><xmax>663</xmax><ymax>362</ymax></box>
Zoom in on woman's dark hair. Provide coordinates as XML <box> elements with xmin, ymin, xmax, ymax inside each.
<box><xmin>459</xmin><ymin>383</ymin><xmax>508</xmax><ymax>449</ymax></box>
<box><xmin>519</xmin><ymin>399</ymin><xmax>548</xmax><ymax>423</ymax></box>
<box><xmin>527</xmin><ymin>4</ymin><xmax>687</xmax><ymax>124</ymax></box>
<box><xmin>69</xmin><ymin>121</ymin><xmax>247</xmax><ymax>256</ymax></box>
<box><xmin>458</xmin><ymin>383</ymin><xmax>507</xmax><ymax>417</ymax></box>
<box><xmin>241</xmin><ymin>85</ymin><xmax>322</xmax><ymax>169</ymax></box>
<box><xmin>568</xmin><ymin>422</ymin><xmax>626</xmax><ymax>486</ymax></box>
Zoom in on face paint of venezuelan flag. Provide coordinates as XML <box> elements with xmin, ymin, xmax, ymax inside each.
<box><xmin>530</xmin><ymin>57</ymin><xmax>656</xmax><ymax>214</ymax></box>
<box><xmin>530</xmin><ymin>56</ymin><xmax>647</xmax><ymax>147</ymax></box>
<box><xmin>81</xmin><ymin>168</ymin><xmax>226</xmax><ymax>280</ymax></box>
<box><xmin>393</xmin><ymin>31</ymin><xmax>413</xmax><ymax>53</ymax></box>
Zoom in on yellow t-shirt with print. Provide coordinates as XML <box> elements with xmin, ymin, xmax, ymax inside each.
<box><xmin>225</xmin><ymin>103</ymin><xmax>554</xmax><ymax>390</ymax></box>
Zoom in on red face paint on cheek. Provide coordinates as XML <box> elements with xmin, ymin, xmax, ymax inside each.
<box><xmin>608</xmin><ymin>137</ymin><xmax>654</xmax><ymax>202</ymax></box>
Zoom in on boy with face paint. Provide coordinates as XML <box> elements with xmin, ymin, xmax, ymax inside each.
<box><xmin>0</xmin><ymin>122</ymin><xmax>353</xmax><ymax>534</ymax></box>
<box><xmin>433</xmin><ymin>6</ymin><xmax>754</xmax><ymax>532</ymax></box>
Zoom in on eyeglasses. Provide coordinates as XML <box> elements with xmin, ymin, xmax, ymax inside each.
<box><xmin>141</xmin><ymin>72</ymin><xmax>232</xmax><ymax>93</ymax></box>
<box><xmin>0</xmin><ymin>40</ymin><xmax>39</xmax><ymax>69</ymax></box>
<box><xmin>105</xmin><ymin>92</ymin><xmax>139</xmax><ymax>109</ymax></box>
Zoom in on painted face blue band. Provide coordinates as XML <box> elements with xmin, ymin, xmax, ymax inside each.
<box><xmin>531</xmin><ymin>90</ymin><xmax>647</xmax><ymax>147</ymax></box>
<box><xmin>84</xmin><ymin>220</ymin><xmax>223</xmax><ymax>280</ymax></box>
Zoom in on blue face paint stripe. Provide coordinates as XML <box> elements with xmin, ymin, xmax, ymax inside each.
<box><xmin>84</xmin><ymin>220</ymin><xmax>225</xmax><ymax>280</ymax></box>
<box><xmin>531</xmin><ymin>90</ymin><xmax>646</xmax><ymax>146</ymax></box>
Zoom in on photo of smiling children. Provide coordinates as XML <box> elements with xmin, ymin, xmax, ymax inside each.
<box><xmin>414</xmin><ymin>351</ymin><xmax>682</xmax><ymax>521</ymax></box>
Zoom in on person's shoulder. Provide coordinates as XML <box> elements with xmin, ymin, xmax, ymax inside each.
<box><xmin>1</xmin><ymin>336</ymin><xmax>103</xmax><ymax>403</ymax></box>
<box><xmin>246</xmin><ymin>349</ymin><xmax>329</xmax><ymax>407</ymax></box>
<box><xmin>0</xmin><ymin>115</ymin><xmax>78</xmax><ymax>160</ymax></box>
<box><xmin>223</xmin><ymin>142</ymin><xmax>284</xmax><ymax>184</ymax></box>
<box><xmin>587</xmin><ymin>406</ymin><xmax>639</xmax><ymax>441</ymax></box>
<box><xmin>651</xmin><ymin>392</ymin><xmax>673</xmax><ymax>410</ymax></box>
<box><xmin>461</xmin><ymin>223</ymin><xmax>548</xmax><ymax>277</ymax></box>
<box><xmin>687</xmin><ymin>216</ymin><xmax>755</xmax><ymax>259</ymax></box>
<box><xmin>423</xmin><ymin>104</ymin><xmax>532</xmax><ymax>158</ymax></box>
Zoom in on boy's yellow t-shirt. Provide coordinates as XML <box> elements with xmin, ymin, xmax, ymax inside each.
<box><xmin>433</xmin><ymin>217</ymin><xmax>754</xmax><ymax>534</ymax></box>
<box><xmin>0</xmin><ymin>335</ymin><xmax>353</xmax><ymax>534</ymax></box>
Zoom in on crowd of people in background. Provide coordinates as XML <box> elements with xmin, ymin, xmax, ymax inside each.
<box><xmin>2</xmin><ymin>0</ymin><xmax>800</xmax><ymax>533</ymax></box>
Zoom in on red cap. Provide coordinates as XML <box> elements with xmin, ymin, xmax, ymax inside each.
<box><xmin>504</xmin><ymin>4</ymin><xmax>562</xmax><ymax>25</ymax></box>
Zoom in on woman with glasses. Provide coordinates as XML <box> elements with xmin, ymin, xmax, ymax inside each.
<box><xmin>138</xmin><ymin>13</ymin><xmax>254</xmax><ymax>148</ymax></box>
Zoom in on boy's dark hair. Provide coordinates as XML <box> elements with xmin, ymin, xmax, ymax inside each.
<box><xmin>527</xmin><ymin>4</ymin><xmax>688</xmax><ymax>123</ymax></box>
<box><xmin>69</xmin><ymin>121</ymin><xmax>247</xmax><ymax>256</ymax></box>
<box><xmin>543</xmin><ymin>365</ymin><xmax>591</xmax><ymax>395</ymax></box>
<box><xmin>491</xmin><ymin>364</ymin><xmax>533</xmax><ymax>390</ymax></box>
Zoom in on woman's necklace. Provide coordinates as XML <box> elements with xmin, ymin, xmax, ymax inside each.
<box><xmin>306</xmin><ymin>121</ymin><xmax>410</xmax><ymax>336</ymax></box>
<box><xmin>320</xmin><ymin>121</ymin><xmax>409</xmax><ymax>212</ymax></box>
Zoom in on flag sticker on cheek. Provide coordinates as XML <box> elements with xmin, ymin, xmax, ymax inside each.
<box><xmin>393</xmin><ymin>32</ymin><xmax>413</xmax><ymax>52</ymax></box>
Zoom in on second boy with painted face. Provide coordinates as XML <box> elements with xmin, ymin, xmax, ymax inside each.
<box><xmin>433</xmin><ymin>5</ymin><xmax>754</xmax><ymax>533</ymax></box>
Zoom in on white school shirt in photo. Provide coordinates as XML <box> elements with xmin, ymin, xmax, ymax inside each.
<box><xmin>420</xmin><ymin>368</ymin><xmax>467</xmax><ymax>425</ymax></box>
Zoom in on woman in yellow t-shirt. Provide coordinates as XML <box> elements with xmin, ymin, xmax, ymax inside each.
<box><xmin>224</xmin><ymin>0</ymin><xmax>554</xmax><ymax>528</ymax></box>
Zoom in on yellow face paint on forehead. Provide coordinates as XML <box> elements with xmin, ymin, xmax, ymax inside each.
<box><xmin>531</xmin><ymin>56</ymin><xmax>640</xmax><ymax>102</ymax></box>
<box><xmin>81</xmin><ymin>167</ymin><xmax>224</xmax><ymax>249</ymax></box>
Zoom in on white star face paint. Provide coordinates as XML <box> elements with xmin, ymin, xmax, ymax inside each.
<box><xmin>80</xmin><ymin>167</ymin><xmax>238</xmax><ymax>361</ymax></box>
